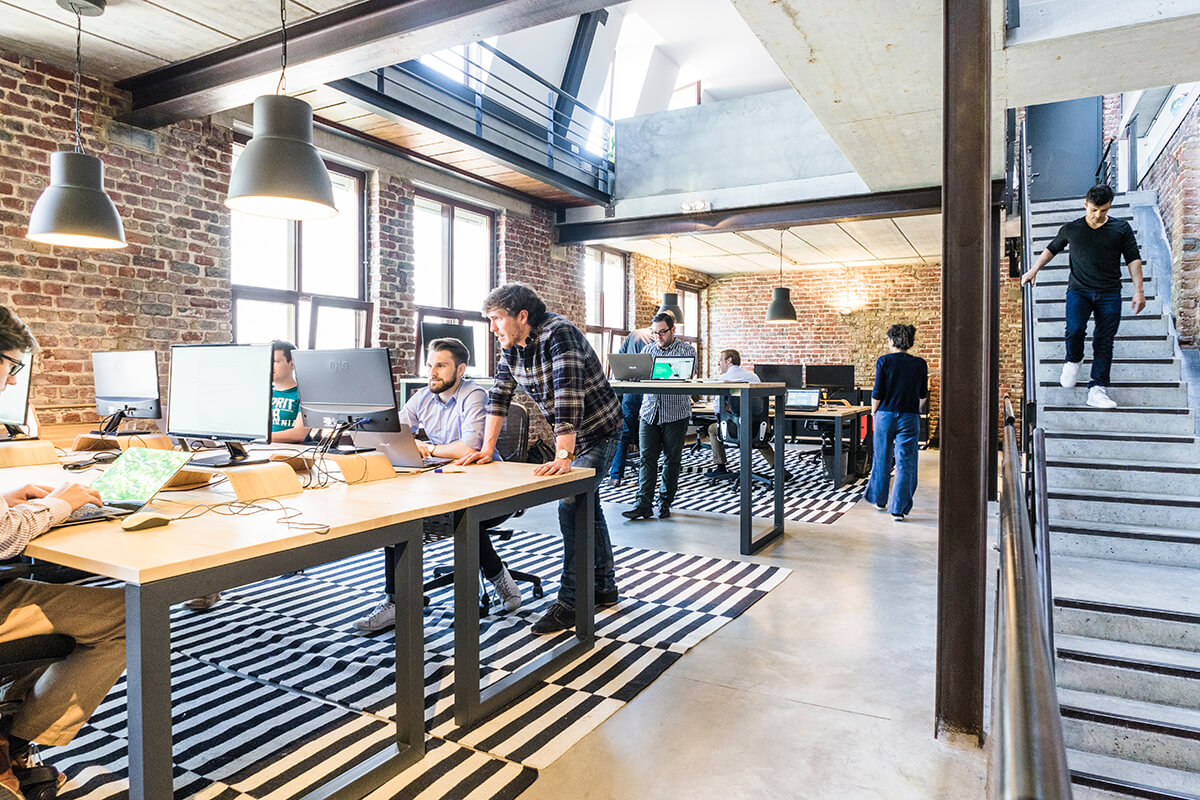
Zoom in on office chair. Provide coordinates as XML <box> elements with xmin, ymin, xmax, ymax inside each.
<box><xmin>707</xmin><ymin>393</ymin><xmax>776</xmax><ymax>491</ymax></box>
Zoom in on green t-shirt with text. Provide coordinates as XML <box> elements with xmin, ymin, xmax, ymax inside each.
<box><xmin>271</xmin><ymin>385</ymin><xmax>300</xmax><ymax>432</ymax></box>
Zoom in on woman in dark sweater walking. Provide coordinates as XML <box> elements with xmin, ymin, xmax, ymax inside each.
<box><xmin>864</xmin><ymin>324</ymin><xmax>928</xmax><ymax>520</ymax></box>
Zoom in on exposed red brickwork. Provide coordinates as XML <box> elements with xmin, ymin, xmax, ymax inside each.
<box><xmin>369</xmin><ymin>173</ymin><xmax>415</xmax><ymax>381</ymax></box>
<box><xmin>1140</xmin><ymin>96</ymin><xmax>1200</xmax><ymax>347</ymax></box>
<box><xmin>1102</xmin><ymin>94</ymin><xmax>1123</xmax><ymax>149</ymax></box>
<box><xmin>628</xmin><ymin>252</ymin><xmax>712</xmax><ymax>329</ymax></box>
<box><xmin>498</xmin><ymin>205</ymin><xmax>587</xmax><ymax>328</ymax></box>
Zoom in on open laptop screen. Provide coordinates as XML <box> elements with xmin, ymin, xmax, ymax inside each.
<box><xmin>651</xmin><ymin>356</ymin><xmax>695</xmax><ymax>380</ymax></box>
<box><xmin>90</xmin><ymin>448</ymin><xmax>193</xmax><ymax>506</ymax></box>
<box><xmin>785</xmin><ymin>388</ymin><xmax>821</xmax><ymax>411</ymax></box>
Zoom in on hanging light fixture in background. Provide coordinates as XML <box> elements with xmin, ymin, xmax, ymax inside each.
<box><xmin>226</xmin><ymin>0</ymin><xmax>336</xmax><ymax>220</ymax></box>
<box><xmin>657</xmin><ymin>237</ymin><xmax>685</xmax><ymax>325</ymax></box>
<box><xmin>765</xmin><ymin>229</ymin><xmax>797</xmax><ymax>324</ymax></box>
<box><xmin>26</xmin><ymin>0</ymin><xmax>127</xmax><ymax>249</ymax></box>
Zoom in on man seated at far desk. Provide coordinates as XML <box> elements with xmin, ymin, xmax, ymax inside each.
<box><xmin>704</xmin><ymin>349</ymin><xmax>792</xmax><ymax>481</ymax></box>
<box><xmin>354</xmin><ymin>337</ymin><xmax>522</xmax><ymax>632</ymax></box>
<box><xmin>0</xmin><ymin>305</ymin><xmax>126</xmax><ymax>800</ymax></box>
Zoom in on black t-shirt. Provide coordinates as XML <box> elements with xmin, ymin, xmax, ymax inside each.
<box><xmin>1046</xmin><ymin>217</ymin><xmax>1141</xmax><ymax>292</ymax></box>
<box><xmin>872</xmin><ymin>352</ymin><xmax>928</xmax><ymax>415</ymax></box>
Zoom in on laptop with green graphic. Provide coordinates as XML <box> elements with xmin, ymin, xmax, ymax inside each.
<box><xmin>56</xmin><ymin>447</ymin><xmax>193</xmax><ymax>527</ymax></box>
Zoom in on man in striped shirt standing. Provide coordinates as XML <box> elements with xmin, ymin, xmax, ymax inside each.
<box><xmin>461</xmin><ymin>283</ymin><xmax>623</xmax><ymax>635</ymax></box>
<box><xmin>622</xmin><ymin>312</ymin><xmax>697</xmax><ymax>521</ymax></box>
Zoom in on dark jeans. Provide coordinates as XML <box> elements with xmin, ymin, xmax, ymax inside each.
<box><xmin>1065</xmin><ymin>289</ymin><xmax>1122</xmax><ymax>387</ymax></box>
<box><xmin>558</xmin><ymin>434</ymin><xmax>620</xmax><ymax>607</ymax></box>
<box><xmin>609</xmin><ymin>394</ymin><xmax>642</xmax><ymax>480</ymax></box>
<box><xmin>864</xmin><ymin>411</ymin><xmax>920</xmax><ymax>516</ymax></box>
<box><xmin>384</xmin><ymin>512</ymin><xmax>503</xmax><ymax>594</ymax></box>
<box><xmin>636</xmin><ymin>418</ymin><xmax>689</xmax><ymax>510</ymax></box>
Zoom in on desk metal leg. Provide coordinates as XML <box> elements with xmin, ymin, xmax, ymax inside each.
<box><xmin>833</xmin><ymin>416</ymin><xmax>844</xmax><ymax>490</ymax></box>
<box><xmin>773</xmin><ymin>394</ymin><xmax>786</xmax><ymax>531</ymax></box>
<box><xmin>738</xmin><ymin>387</ymin><xmax>752</xmax><ymax>554</ymax></box>
<box><xmin>126</xmin><ymin>584</ymin><xmax>173</xmax><ymax>800</ymax></box>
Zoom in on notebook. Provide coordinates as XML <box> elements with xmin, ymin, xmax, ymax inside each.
<box><xmin>56</xmin><ymin>447</ymin><xmax>194</xmax><ymax>527</ymax></box>
<box><xmin>651</xmin><ymin>355</ymin><xmax>696</xmax><ymax>380</ymax></box>
<box><xmin>785</xmin><ymin>389</ymin><xmax>822</xmax><ymax>411</ymax></box>
<box><xmin>609</xmin><ymin>353</ymin><xmax>654</xmax><ymax>381</ymax></box>
<box><xmin>353</xmin><ymin>425</ymin><xmax>453</xmax><ymax>470</ymax></box>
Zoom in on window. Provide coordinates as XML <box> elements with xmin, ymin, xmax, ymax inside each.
<box><xmin>413</xmin><ymin>192</ymin><xmax>496</xmax><ymax>374</ymax></box>
<box><xmin>231</xmin><ymin>143</ymin><xmax>370</xmax><ymax>349</ymax></box>
<box><xmin>676</xmin><ymin>285</ymin><xmax>702</xmax><ymax>370</ymax></box>
<box><xmin>583</xmin><ymin>247</ymin><xmax>629</xmax><ymax>369</ymax></box>
<box><xmin>669</xmin><ymin>81</ymin><xmax>702</xmax><ymax>110</ymax></box>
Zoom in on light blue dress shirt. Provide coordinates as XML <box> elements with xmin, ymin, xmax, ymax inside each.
<box><xmin>399</xmin><ymin>378</ymin><xmax>487</xmax><ymax>450</ymax></box>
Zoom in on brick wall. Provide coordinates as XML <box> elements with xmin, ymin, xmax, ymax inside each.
<box><xmin>497</xmin><ymin>205</ymin><xmax>587</xmax><ymax>328</ymax></box>
<box><xmin>1140</xmin><ymin>95</ymin><xmax>1200</xmax><ymax>347</ymax></box>
<box><xmin>1102</xmin><ymin>94</ymin><xmax>1123</xmax><ymax>148</ymax></box>
<box><xmin>0</xmin><ymin>49</ymin><xmax>233</xmax><ymax>423</ymax></box>
<box><xmin>369</xmin><ymin>173</ymin><xmax>416</xmax><ymax>380</ymax></box>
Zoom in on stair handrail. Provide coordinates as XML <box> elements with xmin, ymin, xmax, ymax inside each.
<box><xmin>1031</xmin><ymin>427</ymin><xmax>1056</xmax><ymax>665</ymax></box>
<box><xmin>1019</xmin><ymin>119</ymin><xmax>1037</xmax><ymax>450</ymax></box>
<box><xmin>990</xmin><ymin>399</ymin><xmax>1072</xmax><ymax>800</ymax></box>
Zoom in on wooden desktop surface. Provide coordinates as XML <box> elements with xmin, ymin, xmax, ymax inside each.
<box><xmin>611</xmin><ymin>380</ymin><xmax>787</xmax><ymax>392</ymax></box>
<box><xmin>691</xmin><ymin>401</ymin><xmax>870</xmax><ymax>419</ymax></box>
<box><xmin>14</xmin><ymin>459</ymin><xmax>592</xmax><ymax>585</ymax></box>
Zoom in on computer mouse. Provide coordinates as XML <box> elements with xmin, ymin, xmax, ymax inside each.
<box><xmin>121</xmin><ymin>512</ymin><xmax>172</xmax><ymax>531</ymax></box>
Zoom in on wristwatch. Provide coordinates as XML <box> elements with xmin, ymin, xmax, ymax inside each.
<box><xmin>556</xmin><ymin>448</ymin><xmax>572</xmax><ymax>461</ymax></box>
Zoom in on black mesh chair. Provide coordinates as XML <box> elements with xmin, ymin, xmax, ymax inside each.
<box><xmin>708</xmin><ymin>393</ymin><xmax>776</xmax><ymax>490</ymax></box>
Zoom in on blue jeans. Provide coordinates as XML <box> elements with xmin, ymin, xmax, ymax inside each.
<box><xmin>1064</xmin><ymin>289</ymin><xmax>1122</xmax><ymax>387</ymax></box>
<box><xmin>559</xmin><ymin>434</ymin><xmax>620</xmax><ymax>607</ymax></box>
<box><xmin>608</xmin><ymin>394</ymin><xmax>642</xmax><ymax>480</ymax></box>
<box><xmin>864</xmin><ymin>411</ymin><xmax>920</xmax><ymax>516</ymax></box>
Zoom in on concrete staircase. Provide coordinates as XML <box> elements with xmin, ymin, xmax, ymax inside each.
<box><xmin>1029</xmin><ymin>193</ymin><xmax>1200</xmax><ymax>800</ymax></box>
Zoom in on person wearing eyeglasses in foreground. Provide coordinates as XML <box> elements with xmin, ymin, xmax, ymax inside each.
<box><xmin>0</xmin><ymin>305</ymin><xmax>126</xmax><ymax>800</ymax></box>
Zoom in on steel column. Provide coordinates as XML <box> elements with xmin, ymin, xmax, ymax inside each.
<box><xmin>935</xmin><ymin>0</ymin><xmax>991</xmax><ymax>743</ymax></box>
<box><xmin>989</xmin><ymin>202</ymin><xmax>1002</xmax><ymax>502</ymax></box>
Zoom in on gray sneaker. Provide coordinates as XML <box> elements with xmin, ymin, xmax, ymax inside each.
<box><xmin>489</xmin><ymin>565</ymin><xmax>522</xmax><ymax>613</ymax></box>
<box><xmin>183</xmin><ymin>592</ymin><xmax>221</xmax><ymax>611</ymax></box>
<box><xmin>354</xmin><ymin>600</ymin><xmax>395</xmax><ymax>632</ymax></box>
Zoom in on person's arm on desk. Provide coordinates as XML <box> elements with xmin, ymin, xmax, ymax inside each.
<box><xmin>458</xmin><ymin>414</ymin><xmax>504</xmax><ymax>465</ymax></box>
<box><xmin>0</xmin><ymin>482</ymin><xmax>103</xmax><ymax>558</ymax></box>
<box><xmin>534</xmin><ymin>432</ymin><xmax>576</xmax><ymax>476</ymax></box>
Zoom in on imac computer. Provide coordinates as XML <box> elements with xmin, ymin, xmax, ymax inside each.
<box><xmin>167</xmin><ymin>343</ymin><xmax>273</xmax><ymax>468</ymax></box>
<box><xmin>419</xmin><ymin>321</ymin><xmax>477</xmax><ymax>368</ymax></box>
<box><xmin>92</xmin><ymin>350</ymin><xmax>161</xmax><ymax>435</ymax></box>
<box><xmin>753</xmin><ymin>364</ymin><xmax>805</xmax><ymax>389</ymax></box>
<box><xmin>291</xmin><ymin>347</ymin><xmax>400</xmax><ymax>452</ymax></box>
<box><xmin>0</xmin><ymin>355</ymin><xmax>32</xmax><ymax>439</ymax></box>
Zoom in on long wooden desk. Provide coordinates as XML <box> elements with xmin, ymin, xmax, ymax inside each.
<box><xmin>610</xmin><ymin>380</ymin><xmax>786</xmax><ymax>555</ymax></box>
<box><xmin>15</xmin><ymin>457</ymin><xmax>595</xmax><ymax>800</ymax></box>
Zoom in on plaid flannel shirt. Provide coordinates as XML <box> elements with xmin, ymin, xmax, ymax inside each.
<box><xmin>486</xmin><ymin>312</ymin><xmax>621</xmax><ymax>453</ymax></box>
<box><xmin>639</xmin><ymin>338</ymin><xmax>698</xmax><ymax>425</ymax></box>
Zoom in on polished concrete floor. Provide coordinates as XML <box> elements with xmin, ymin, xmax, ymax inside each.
<box><xmin>515</xmin><ymin>449</ymin><xmax>991</xmax><ymax>800</ymax></box>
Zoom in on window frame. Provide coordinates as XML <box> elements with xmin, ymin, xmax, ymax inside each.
<box><xmin>583</xmin><ymin>246</ymin><xmax>630</xmax><ymax>369</ymax></box>
<box><xmin>674</xmin><ymin>284</ymin><xmax>702</xmax><ymax>370</ymax></box>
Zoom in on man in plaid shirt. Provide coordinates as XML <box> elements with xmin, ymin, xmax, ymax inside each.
<box><xmin>622</xmin><ymin>311</ymin><xmax>697</xmax><ymax>520</ymax></box>
<box><xmin>461</xmin><ymin>283</ymin><xmax>622</xmax><ymax>635</ymax></box>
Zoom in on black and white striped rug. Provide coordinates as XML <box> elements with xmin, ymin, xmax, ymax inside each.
<box><xmin>54</xmin><ymin>531</ymin><xmax>789</xmax><ymax>799</ymax></box>
<box><xmin>602</xmin><ymin>446</ymin><xmax>868</xmax><ymax>523</ymax></box>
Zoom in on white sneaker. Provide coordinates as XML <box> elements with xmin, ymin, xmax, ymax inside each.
<box><xmin>1087</xmin><ymin>386</ymin><xmax>1118</xmax><ymax>408</ymax></box>
<box><xmin>1060</xmin><ymin>361</ymin><xmax>1083</xmax><ymax>388</ymax></box>
<box><xmin>489</xmin><ymin>565</ymin><xmax>522</xmax><ymax>613</ymax></box>
<box><xmin>354</xmin><ymin>600</ymin><xmax>395</xmax><ymax>631</ymax></box>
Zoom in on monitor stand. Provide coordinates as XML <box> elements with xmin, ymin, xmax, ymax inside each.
<box><xmin>189</xmin><ymin>441</ymin><xmax>269</xmax><ymax>469</ymax></box>
<box><xmin>323</xmin><ymin>423</ymin><xmax>373</xmax><ymax>455</ymax></box>
<box><xmin>0</xmin><ymin>424</ymin><xmax>32</xmax><ymax>442</ymax></box>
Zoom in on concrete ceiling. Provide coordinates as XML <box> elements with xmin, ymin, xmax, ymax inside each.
<box><xmin>599</xmin><ymin>213</ymin><xmax>941</xmax><ymax>275</ymax></box>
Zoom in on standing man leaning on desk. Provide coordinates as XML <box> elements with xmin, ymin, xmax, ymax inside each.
<box><xmin>0</xmin><ymin>305</ymin><xmax>126</xmax><ymax>800</ymax></box>
<box><xmin>354</xmin><ymin>336</ymin><xmax>522</xmax><ymax>632</ymax></box>
<box><xmin>622</xmin><ymin>312</ymin><xmax>696</xmax><ymax>521</ymax></box>
<box><xmin>607</xmin><ymin>326</ymin><xmax>653</xmax><ymax>487</ymax></box>
<box><xmin>460</xmin><ymin>283</ymin><xmax>622</xmax><ymax>635</ymax></box>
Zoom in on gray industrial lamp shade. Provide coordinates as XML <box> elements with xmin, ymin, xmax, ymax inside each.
<box><xmin>227</xmin><ymin>95</ymin><xmax>337</xmax><ymax>220</ymax></box>
<box><xmin>27</xmin><ymin>150</ymin><xmax>126</xmax><ymax>249</ymax></box>
<box><xmin>765</xmin><ymin>287</ymin><xmax>798</xmax><ymax>324</ymax></box>
<box><xmin>657</xmin><ymin>292</ymin><xmax>684</xmax><ymax>325</ymax></box>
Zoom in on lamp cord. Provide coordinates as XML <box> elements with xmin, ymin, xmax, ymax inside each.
<box><xmin>276</xmin><ymin>0</ymin><xmax>287</xmax><ymax>94</ymax></box>
<box><xmin>73</xmin><ymin>6</ymin><xmax>83</xmax><ymax>154</ymax></box>
<box><xmin>778</xmin><ymin>229</ymin><xmax>784</xmax><ymax>281</ymax></box>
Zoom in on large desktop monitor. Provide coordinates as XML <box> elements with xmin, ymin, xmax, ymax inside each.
<box><xmin>753</xmin><ymin>364</ymin><xmax>805</xmax><ymax>389</ymax></box>
<box><xmin>291</xmin><ymin>347</ymin><xmax>401</xmax><ymax>439</ymax></box>
<box><xmin>167</xmin><ymin>343</ymin><xmax>273</xmax><ymax>467</ymax></box>
<box><xmin>805</xmin><ymin>364</ymin><xmax>856</xmax><ymax>391</ymax></box>
<box><xmin>420</xmin><ymin>321</ymin><xmax>477</xmax><ymax>368</ymax></box>
<box><xmin>92</xmin><ymin>350</ymin><xmax>161</xmax><ymax>434</ymax></box>
<box><xmin>0</xmin><ymin>355</ymin><xmax>32</xmax><ymax>438</ymax></box>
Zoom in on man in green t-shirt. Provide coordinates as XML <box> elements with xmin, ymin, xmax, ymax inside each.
<box><xmin>185</xmin><ymin>340</ymin><xmax>308</xmax><ymax>610</ymax></box>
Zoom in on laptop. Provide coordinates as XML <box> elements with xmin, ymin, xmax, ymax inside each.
<box><xmin>785</xmin><ymin>388</ymin><xmax>822</xmax><ymax>411</ymax></box>
<box><xmin>609</xmin><ymin>353</ymin><xmax>654</xmax><ymax>381</ymax></box>
<box><xmin>651</xmin><ymin>355</ymin><xmax>696</xmax><ymax>380</ymax></box>
<box><xmin>57</xmin><ymin>447</ymin><xmax>194</xmax><ymax>527</ymax></box>
<box><xmin>353</xmin><ymin>425</ymin><xmax>454</xmax><ymax>470</ymax></box>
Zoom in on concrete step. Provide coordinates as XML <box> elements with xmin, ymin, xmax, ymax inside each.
<box><xmin>1031</xmin><ymin>192</ymin><xmax>1152</xmax><ymax>213</ymax></box>
<box><xmin>1042</xmin><ymin>431</ymin><xmax>1200</xmax><ymax>464</ymax></box>
<box><xmin>1057</xmin><ymin>634</ymin><xmax>1200</xmax><ymax>710</ymax></box>
<box><xmin>1049</xmin><ymin>488</ymin><xmax>1200</xmax><ymax>529</ymax></box>
<box><xmin>1040</xmin><ymin>383</ymin><xmax>1188</xmax><ymax>408</ymax></box>
<box><xmin>1036</xmin><ymin>314</ymin><xmax>1170</xmax><ymax>338</ymax></box>
<box><xmin>1068</xmin><ymin>749</ymin><xmax>1200</xmax><ymax>799</ymax></box>
<box><xmin>1039</xmin><ymin>405</ymin><xmax>1194</xmax><ymax>435</ymax></box>
<box><xmin>1032</xmin><ymin>203</ymin><xmax>1135</xmax><ymax>223</ymax></box>
<box><xmin>1058</xmin><ymin>688</ymin><xmax>1200</xmax><ymax>773</ymax></box>
<box><xmin>1038</xmin><ymin>335</ymin><xmax>1176</xmax><ymax>361</ymax></box>
<box><xmin>1036</xmin><ymin>296</ymin><xmax>1165</xmax><ymax>318</ymax></box>
<box><xmin>1052</xmin><ymin>520</ymin><xmax>1200</xmax><ymax>568</ymax></box>
<box><xmin>1046</xmin><ymin>458</ymin><xmax>1200</xmax><ymax>496</ymax></box>
<box><xmin>1033</xmin><ymin>279</ymin><xmax>1154</xmax><ymax>301</ymax></box>
<box><xmin>1038</xmin><ymin>359</ymin><xmax>1180</xmax><ymax>383</ymax></box>
<box><xmin>1055</xmin><ymin>597</ymin><xmax>1200</xmax><ymax>654</ymax></box>
<box><xmin>1053</xmin><ymin>557</ymin><xmax>1200</xmax><ymax>647</ymax></box>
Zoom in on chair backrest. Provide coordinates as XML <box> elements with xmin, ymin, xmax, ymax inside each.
<box><xmin>496</xmin><ymin>402</ymin><xmax>530</xmax><ymax>462</ymax></box>
<box><xmin>720</xmin><ymin>393</ymin><xmax>771</xmax><ymax>445</ymax></box>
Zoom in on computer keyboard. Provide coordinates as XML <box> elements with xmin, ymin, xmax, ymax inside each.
<box><xmin>65</xmin><ymin>503</ymin><xmax>131</xmax><ymax>522</ymax></box>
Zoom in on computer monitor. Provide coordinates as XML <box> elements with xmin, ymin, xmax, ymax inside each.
<box><xmin>420</xmin><ymin>321</ymin><xmax>477</xmax><ymax>368</ymax></box>
<box><xmin>92</xmin><ymin>350</ymin><xmax>161</xmax><ymax>435</ymax></box>
<box><xmin>753</xmin><ymin>364</ymin><xmax>805</xmax><ymax>389</ymax></box>
<box><xmin>291</xmin><ymin>348</ymin><xmax>401</xmax><ymax>448</ymax></box>
<box><xmin>0</xmin><ymin>354</ymin><xmax>32</xmax><ymax>439</ymax></box>
<box><xmin>167</xmin><ymin>343</ymin><xmax>273</xmax><ymax>468</ymax></box>
<box><xmin>806</xmin><ymin>364</ymin><xmax>856</xmax><ymax>390</ymax></box>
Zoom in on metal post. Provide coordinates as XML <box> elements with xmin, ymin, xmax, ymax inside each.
<box><xmin>988</xmin><ymin>203</ymin><xmax>1002</xmax><ymax>501</ymax></box>
<box><xmin>1126</xmin><ymin>115</ymin><xmax>1139</xmax><ymax>193</ymax></box>
<box><xmin>126</xmin><ymin>584</ymin><xmax>174</xmax><ymax>800</ymax></box>
<box><xmin>936</xmin><ymin>0</ymin><xmax>990</xmax><ymax>743</ymax></box>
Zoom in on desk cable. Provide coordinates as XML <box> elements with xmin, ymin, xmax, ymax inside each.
<box><xmin>167</xmin><ymin>497</ymin><xmax>330</xmax><ymax>535</ymax></box>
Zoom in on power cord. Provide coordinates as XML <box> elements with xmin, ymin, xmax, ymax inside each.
<box><xmin>168</xmin><ymin>497</ymin><xmax>330</xmax><ymax>535</ymax></box>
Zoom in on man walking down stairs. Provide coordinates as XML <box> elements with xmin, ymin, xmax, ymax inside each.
<box><xmin>1027</xmin><ymin>189</ymin><xmax>1200</xmax><ymax>799</ymax></box>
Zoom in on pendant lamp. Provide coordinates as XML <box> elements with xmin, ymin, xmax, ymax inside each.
<box><xmin>656</xmin><ymin>238</ymin><xmax>685</xmax><ymax>324</ymax></box>
<box><xmin>765</xmin><ymin>229</ymin><xmax>797</xmax><ymax>324</ymax></box>
<box><xmin>226</xmin><ymin>0</ymin><xmax>336</xmax><ymax>220</ymax></box>
<box><xmin>26</xmin><ymin>0</ymin><xmax>127</xmax><ymax>250</ymax></box>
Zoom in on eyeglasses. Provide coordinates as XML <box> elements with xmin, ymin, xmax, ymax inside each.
<box><xmin>0</xmin><ymin>353</ymin><xmax>25</xmax><ymax>377</ymax></box>
<box><xmin>651</xmin><ymin>328</ymin><xmax>673</xmax><ymax>337</ymax></box>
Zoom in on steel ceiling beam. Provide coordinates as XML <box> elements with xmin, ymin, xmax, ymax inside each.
<box><xmin>116</xmin><ymin>0</ymin><xmax>609</xmax><ymax>129</ymax></box>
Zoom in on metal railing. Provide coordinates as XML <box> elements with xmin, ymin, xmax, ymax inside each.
<box><xmin>1019</xmin><ymin>119</ymin><xmax>1037</xmax><ymax>447</ymax></box>
<box><xmin>1096</xmin><ymin>113</ymin><xmax>1138</xmax><ymax>193</ymax></box>
<box><xmin>991</xmin><ymin>399</ymin><xmax>1072</xmax><ymax>800</ymax></box>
